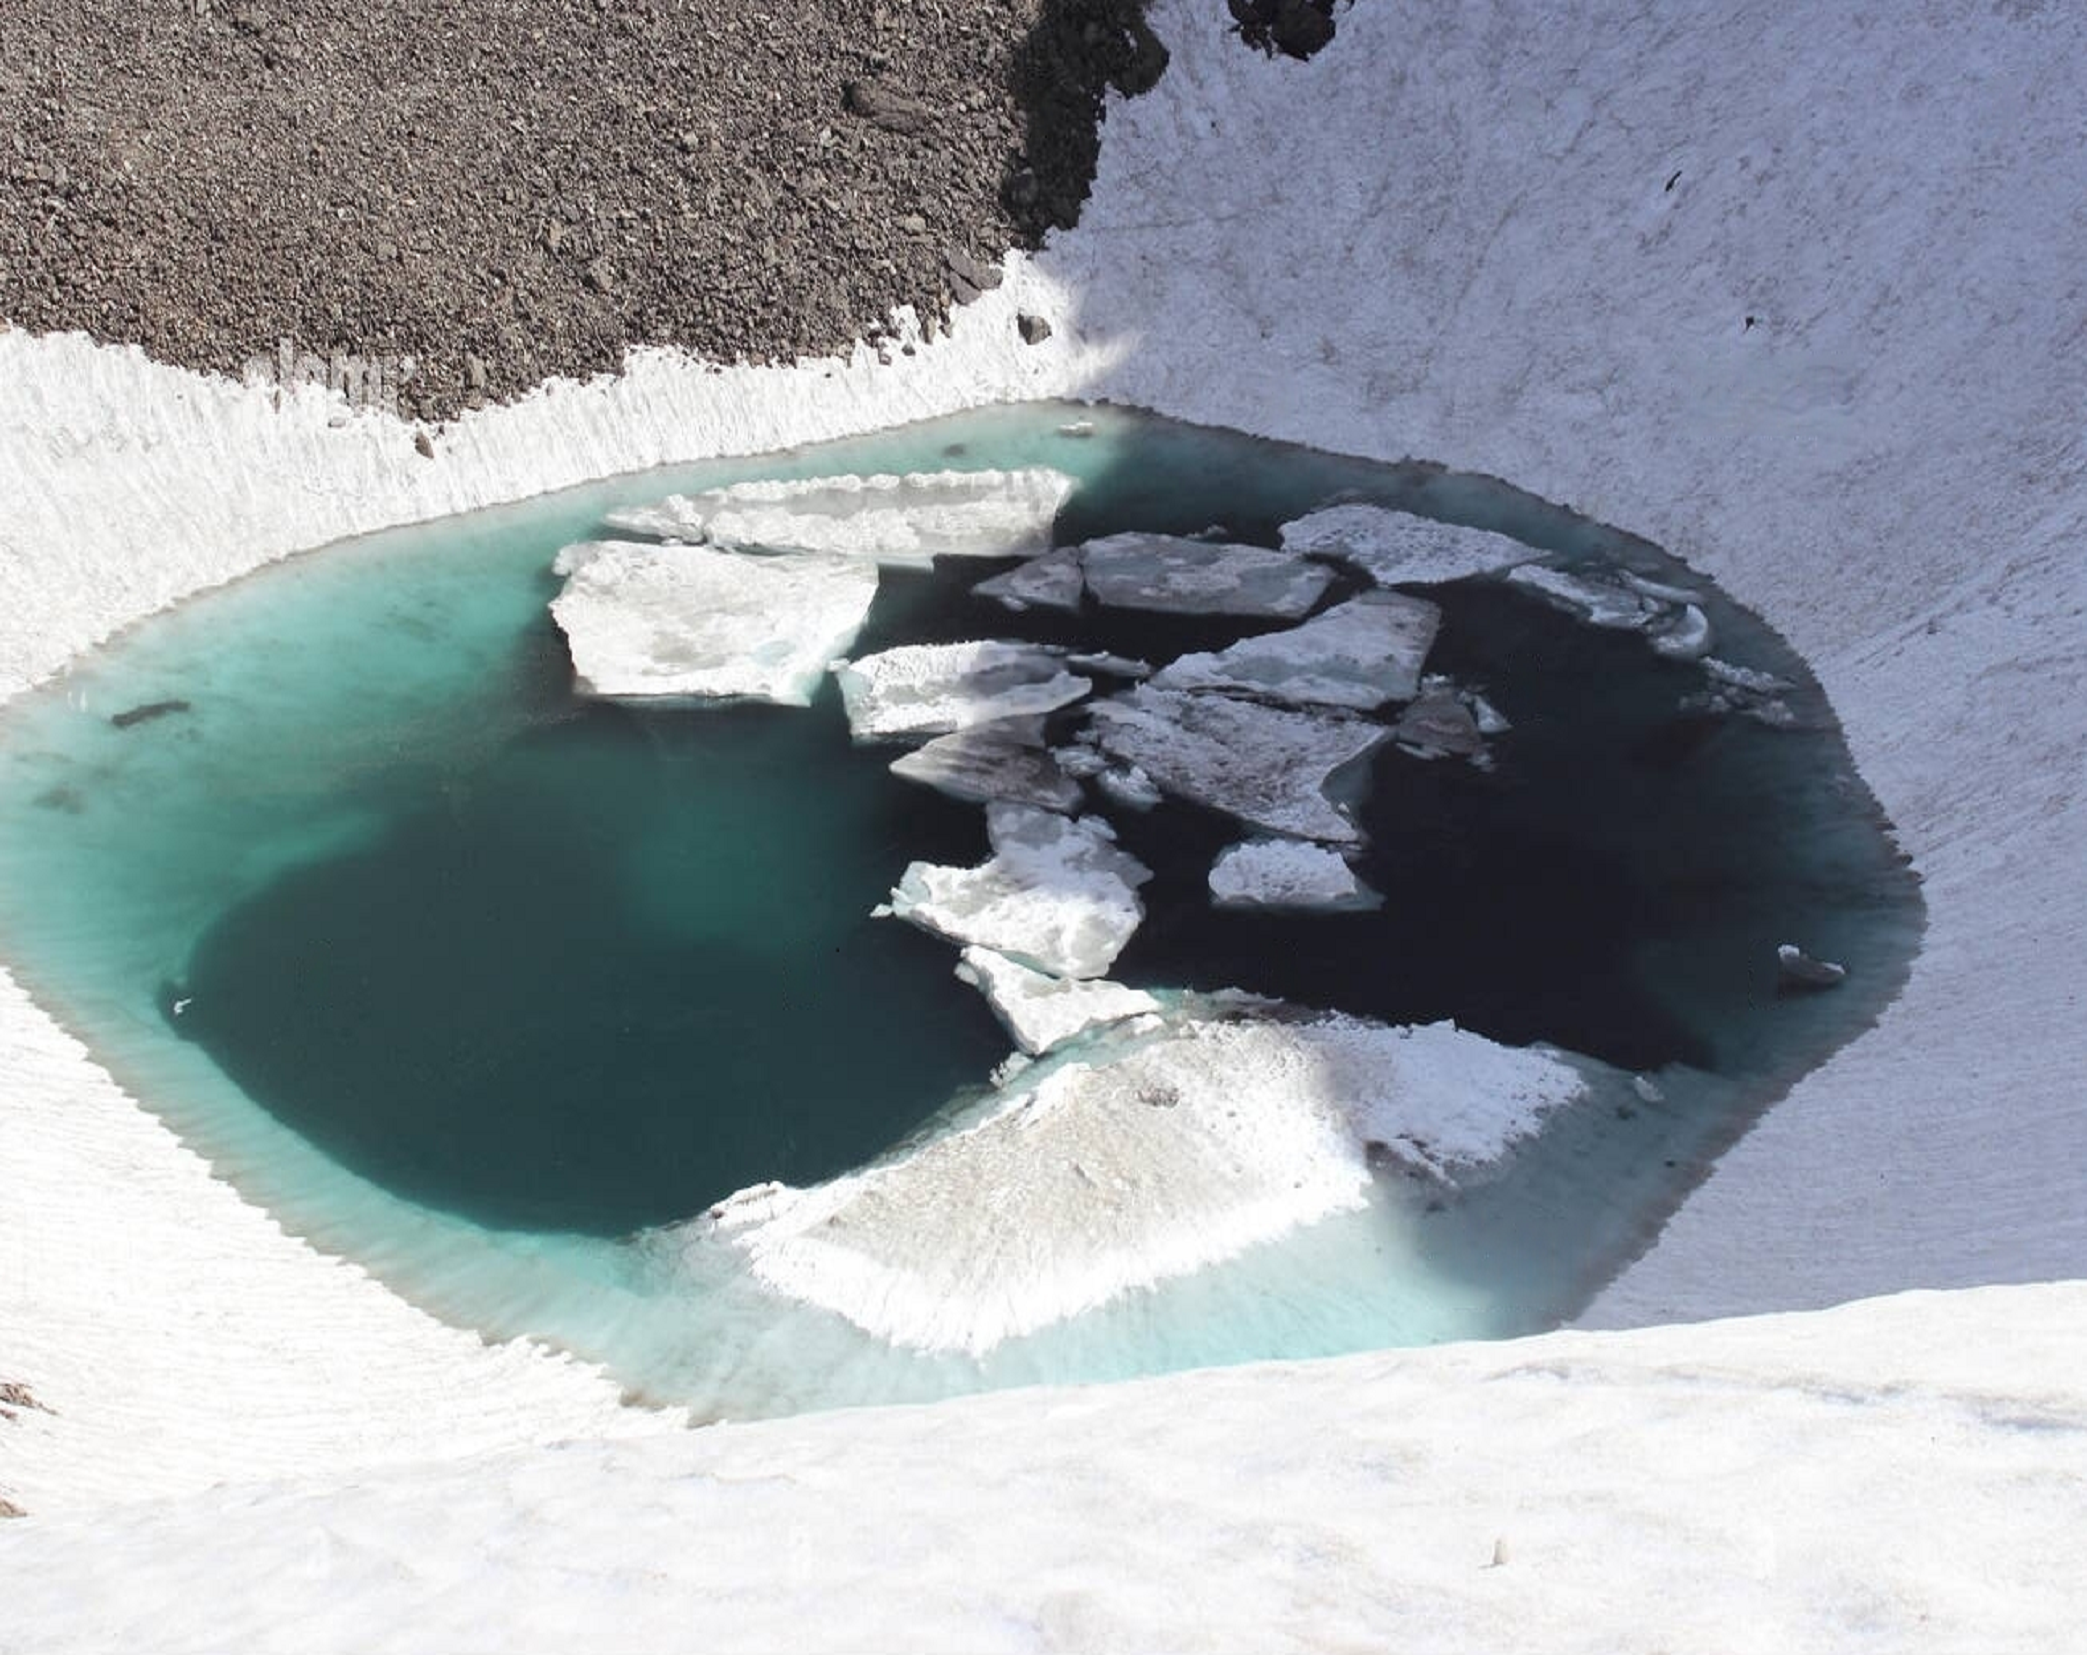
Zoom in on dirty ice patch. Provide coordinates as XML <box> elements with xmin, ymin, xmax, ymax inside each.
<box><xmin>1075</xmin><ymin>533</ymin><xmax>1334</xmax><ymax>617</ymax></box>
<box><xmin>603</xmin><ymin>467</ymin><xmax>1076</xmax><ymax>568</ymax></box>
<box><xmin>1152</xmin><ymin>591</ymin><xmax>1441</xmax><ymax>710</ymax></box>
<box><xmin>549</xmin><ymin>540</ymin><xmax>878</xmax><ymax>705</ymax></box>
<box><xmin>1089</xmin><ymin>686</ymin><xmax>1389</xmax><ymax>844</ymax></box>
<box><xmin>702</xmin><ymin>1012</ymin><xmax>1588</xmax><ymax>1355</ymax></box>
<box><xmin>881</xmin><ymin>803</ymin><xmax>1152</xmax><ymax>979</ymax></box>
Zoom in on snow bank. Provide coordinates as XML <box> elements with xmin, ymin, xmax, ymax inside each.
<box><xmin>706</xmin><ymin>1011</ymin><xmax>1581</xmax><ymax>1354</ymax></box>
<box><xmin>602</xmin><ymin>466</ymin><xmax>1075</xmax><ymax>567</ymax></box>
<box><xmin>548</xmin><ymin>540</ymin><xmax>877</xmax><ymax>705</ymax></box>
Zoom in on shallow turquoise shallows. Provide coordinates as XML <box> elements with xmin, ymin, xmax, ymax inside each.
<box><xmin>0</xmin><ymin>403</ymin><xmax>1922</xmax><ymax>1419</ymax></box>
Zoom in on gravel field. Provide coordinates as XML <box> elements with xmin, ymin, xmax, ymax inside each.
<box><xmin>0</xmin><ymin>0</ymin><xmax>1163</xmax><ymax>419</ymax></box>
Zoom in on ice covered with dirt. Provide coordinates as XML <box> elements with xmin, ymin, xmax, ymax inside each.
<box><xmin>881</xmin><ymin>802</ymin><xmax>1151</xmax><ymax>979</ymax></box>
<box><xmin>547</xmin><ymin>540</ymin><xmax>877</xmax><ymax>705</ymax></box>
<box><xmin>705</xmin><ymin>1009</ymin><xmax>1585</xmax><ymax>1354</ymax></box>
<box><xmin>953</xmin><ymin>945</ymin><xmax>1163</xmax><ymax>1056</ymax></box>
<box><xmin>601</xmin><ymin>467</ymin><xmax>1075</xmax><ymax>567</ymax></box>
<box><xmin>1209</xmin><ymin>838</ymin><xmax>1382</xmax><ymax>913</ymax></box>
<box><xmin>1280</xmin><ymin>504</ymin><xmax>1539</xmax><ymax>588</ymax></box>
<box><xmin>887</xmin><ymin>716</ymin><xmax>1084</xmax><ymax>812</ymax></box>
<box><xmin>833</xmin><ymin>640</ymin><xmax>1091</xmax><ymax>740</ymax></box>
<box><xmin>1089</xmin><ymin>686</ymin><xmax>1389</xmax><ymax>844</ymax></box>
<box><xmin>1151</xmin><ymin>590</ymin><xmax>1441</xmax><ymax>709</ymax></box>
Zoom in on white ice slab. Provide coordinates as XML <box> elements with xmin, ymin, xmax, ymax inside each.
<box><xmin>1152</xmin><ymin>591</ymin><xmax>1441</xmax><ymax>709</ymax></box>
<box><xmin>548</xmin><ymin>540</ymin><xmax>877</xmax><ymax>705</ymax></box>
<box><xmin>834</xmin><ymin>641</ymin><xmax>1092</xmax><ymax>740</ymax></box>
<box><xmin>954</xmin><ymin>945</ymin><xmax>1163</xmax><ymax>1056</ymax></box>
<box><xmin>1209</xmin><ymin>839</ymin><xmax>1382</xmax><ymax>913</ymax></box>
<box><xmin>887</xmin><ymin>716</ymin><xmax>1084</xmax><ymax>812</ymax></box>
<box><xmin>1077</xmin><ymin>532</ymin><xmax>1333</xmax><ymax>617</ymax></box>
<box><xmin>604</xmin><ymin>467</ymin><xmax>1076</xmax><ymax>568</ymax></box>
<box><xmin>882</xmin><ymin>803</ymin><xmax>1151</xmax><ymax>979</ymax></box>
<box><xmin>1281</xmin><ymin>504</ymin><xmax>1538</xmax><ymax>587</ymax></box>
<box><xmin>1089</xmin><ymin>686</ymin><xmax>1389</xmax><ymax>844</ymax></box>
<box><xmin>708</xmin><ymin>1010</ymin><xmax>1585</xmax><ymax>1354</ymax></box>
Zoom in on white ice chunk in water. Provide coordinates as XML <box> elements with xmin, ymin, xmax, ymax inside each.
<box><xmin>1152</xmin><ymin>591</ymin><xmax>1441</xmax><ymax>710</ymax></box>
<box><xmin>603</xmin><ymin>467</ymin><xmax>1076</xmax><ymax>568</ymax></box>
<box><xmin>1649</xmin><ymin>603</ymin><xmax>1714</xmax><ymax>661</ymax></box>
<box><xmin>548</xmin><ymin>540</ymin><xmax>877</xmax><ymax>706</ymax></box>
<box><xmin>975</xmin><ymin>546</ymin><xmax>1084</xmax><ymax>612</ymax></box>
<box><xmin>1393</xmin><ymin>688</ymin><xmax>1486</xmax><ymax>761</ymax></box>
<box><xmin>1280</xmin><ymin>503</ymin><xmax>1539</xmax><ymax>587</ymax></box>
<box><xmin>888</xmin><ymin>717</ymin><xmax>1084</xmax><ymax>813</ymax></box>
<box><xmin>703</xmin><ymin>1011</ymin><xmax>1588</xmax><ymax>1354</ymax></box>
<box><xmin>1078</xmin><ymin>533</ymin><xmax>1333</xmax><ymax>617</ymax></box>
<box><xmin>834</xmin><ymin>641</ymin><xmax>1092</xmax><ymax>741</ymax></box>
<box><xmin>1090</xmin><ymin>686</ymin><xmax>1389</xmax><ymax>844</ymax></box>
<box><xmin>883</xmin><ymin>803</ymin><xmax>1151</xmax><ymax>979</ymax></box>
<box><xmin>954</xmin><ymin>945</ymin><xmax>1163</xmax><ymax>1056</ymax></box>
<box><xmin>1209</xmin><ymin>839</ymin><xmax>1383</xmax><ymax>913</ymax></box>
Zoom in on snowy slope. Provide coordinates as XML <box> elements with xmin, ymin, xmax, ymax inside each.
<box><xmin>4</xmin><ymin>0</ymin><xmax>2087</xmax><ymax>1642</ymax></box>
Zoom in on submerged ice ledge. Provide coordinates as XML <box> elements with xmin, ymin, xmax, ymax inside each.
<box><xmin>694</xmin><ymin>1008</ymin><xmax>1593</xmax><ymax>1356</ymax></box>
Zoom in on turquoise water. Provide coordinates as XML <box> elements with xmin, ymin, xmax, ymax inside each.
<box><xmin>0</xmin><ymin>403</ymin><xmax>1923</xmax><ymax>1418</ymax></box>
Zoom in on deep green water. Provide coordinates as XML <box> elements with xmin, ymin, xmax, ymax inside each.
<box><xmin>0</xmin><ymin>402</ymin><xmax>1923</xmax><ymax>1417</ymax></box>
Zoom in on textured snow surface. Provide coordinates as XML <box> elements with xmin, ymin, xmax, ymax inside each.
<box><xmin>1090</xmin><ymin>686</ymin><xmax>1389</xmax><ymax>844</ymax></box>
<box><xmin>1281</xmin><ymin>503</ymin><xmax>1539</xmax><ymax>587</ymax></box>
<box><xmin>1152</xmin><ymin>590</ymin><xmax>1441</xmax><ymax>709</ymax></box>
<box><xmin>602</xmin><ymin>467</ymin><xmax>1075</xmax><ymax>567</ymax></box>
<box><xmin>8</xmin><ymin>1284</ymin><xmax>2083</xmax><ymax>1654</ymax></box>
<box><xmin>706</xmin><ymin>1011</ymin><xmax>1567</xmax><ymax>1353</ymax></box>
<box><xmin>883</xmin><ymin>803</ymin><xmax>1151</xmax><ymax>979</ymax></box>
<box><xmin>953</xmin><ymin>945</ymin><xmax>1162</xmax><ymax>1056</ymax></box>
<box><xmin>834</xmin><ymin>640</ymin><xmax>1091</xmax><ymax>740</ymax></box>
<box><xmin>5</xmin><ymin>0</ymin><xmax>2087</xmax><ymax>1638</ymax></box>
<box><xmin>548</xmin><ymin>540</ymin><xmax>877</xmax><ymax>704</ymax></box>
<box><xmin>1209</xmin><ymin>838</ymin><xmax>1382</xmax><ymax>913</ymax></box>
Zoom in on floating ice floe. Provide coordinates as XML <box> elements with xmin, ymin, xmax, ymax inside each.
<box><xmin>1089</xmin><ymin>687</ymin><xmax>1389</xmax><ymax>844</ymax></box>
<box><xmin>1686</xmin><ymin>658</ymin><xmax>1801</xmax><ymax>728</ymax></box>
<box><xmin>548</xmin><ymin>540</ymin><xmax>878</xmax><ymax>706</ymax></box>
<box><xmin>1209</xmin><ymin>839</ymin><xmax>1383</xmax><ymax>913</ymax></box>
<box><xmin>1152</xmin><ymin>591</ymin><xmax>1441</xmax><ymax>710</ymax></box>
<box><xmin>1393</xmin><ymin>687</ymin><xmax>1486</xmax><ymax>762</ymax></box>
<box><xmin>881</xmin><ymin>803</ymin><xmax>1152</xmax><ymax>979</ymax></box>
<box><xmin>979</xmin><ymin>533</ymin><xmax>1336</xmax><ymax>618</ymax></box>
<box><xmin>602</xmin><ymin>467</ymin><xmax>1076</xmax><ymax>569</ymax></box>
<box><xmin>887</xmin><ymin>716</ymin><xmax>1084</xmax><ymax>812</ymax></box>
<box><xmin>834</xmin><ymin>641</ymin><xmax>1092</xmax><ymax>741</ymax></box>
<box><xmin>1280</xmin><ymin>503</ymin><xmax>1539</xmax><ymax>587</ymax></box>
<box><xmin>702</xmin><ymin>1010</ymin><xmax>1589</xmax><ymax>1354</ymax></box>
<box><xmin>954</xmin><ymin>945</ymin><xmax>1163</xmax><ymax>1056</ymax></box>
<box><xmin>1777</xmin><ymin>943</ymin><xmax>1849</xmax><ymax>991</ymax></box>
<box><xmin>1506</xmin><ymin>562</ymin><xmax>1715</xmax><ymax>660</ymax></box>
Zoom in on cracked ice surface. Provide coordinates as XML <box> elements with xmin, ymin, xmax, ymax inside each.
<box><xmin>888</xmin><ymin>716</ymin><xmax>1085</xmax><ymax>812</ymax></box>
<box><xmin>953</xmin><ymin>945</ymin><xmax>1163</xmax><ymax>1056</ymax></box>
<box><xmin>1152</xmin><ymin>591</ymin><xmax>1441</xmax><ymax>710</ymax></box>
<box><xmin>882</xmin><ymin>803</ymin><xmax>1151</xmax><ymax>979</ymax></box>
<box><xmin>1209</xmin><ymin>839</ymin><xmax>1383</xmax><ymax>913</ymax></box>
<box><xmin>1280</xmin><ymin>504</ymin><xmax>1539</xmax><ymax>588</ymax></box>
<box><xmin>834</xmin><ymin>641</ymin><xmax>1092</xmax><ymax>741</ymax></box>
<box><xmin>603</xmin><ymin>467</ymin><xmax>1076</xmax><ymax>568</ymax></box>
<box><xmin>1089</xmin><ymin>686</ymin><xmax>1389</xmax><ymax>844</ymax></box>
<box><xmin>548</xmin><ymin>541</ymin><xmax>878</xmax><ymax>706</ymax></box>
<box><xmin>706</xmin><ymin>1010</ymin><xmax>1585</xmax><ymax>1354</ymax></box>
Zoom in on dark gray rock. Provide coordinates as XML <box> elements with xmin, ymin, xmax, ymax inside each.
<box><xmin>1017</xmin><ymin>311</ymin><xmax>1053</xmax><ymax>345</ymax></box>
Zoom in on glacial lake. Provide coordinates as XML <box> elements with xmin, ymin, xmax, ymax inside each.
<box><xmin>0</xmin><ymin>402</ymin><xmax>1923</xmax><ymax>1418</ymax></box>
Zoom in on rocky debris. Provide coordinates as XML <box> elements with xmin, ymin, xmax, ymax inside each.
<box><xmin>0</xmin><ymin>0</ymin><xmax>1167</xmax><ymax>420</ymax></box>
<box><xmin>1017</xmin><ymin>311</ymin><xmax>1053</xmax><ymax>344</ymax></box>
<box><xmin>108</xmin><ymin>698</ymin><xmax>191</xmax><ymax>730</ymax></box>
<box><xmin>1228</xmin><ymin>0</ymin><xmax>1338</xmax><ymax>61</ymax></box>
<box><xmin>1777</xmin><ymin>944</ymin><xmax>1848</xmax><ymax>992</ymax></box>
